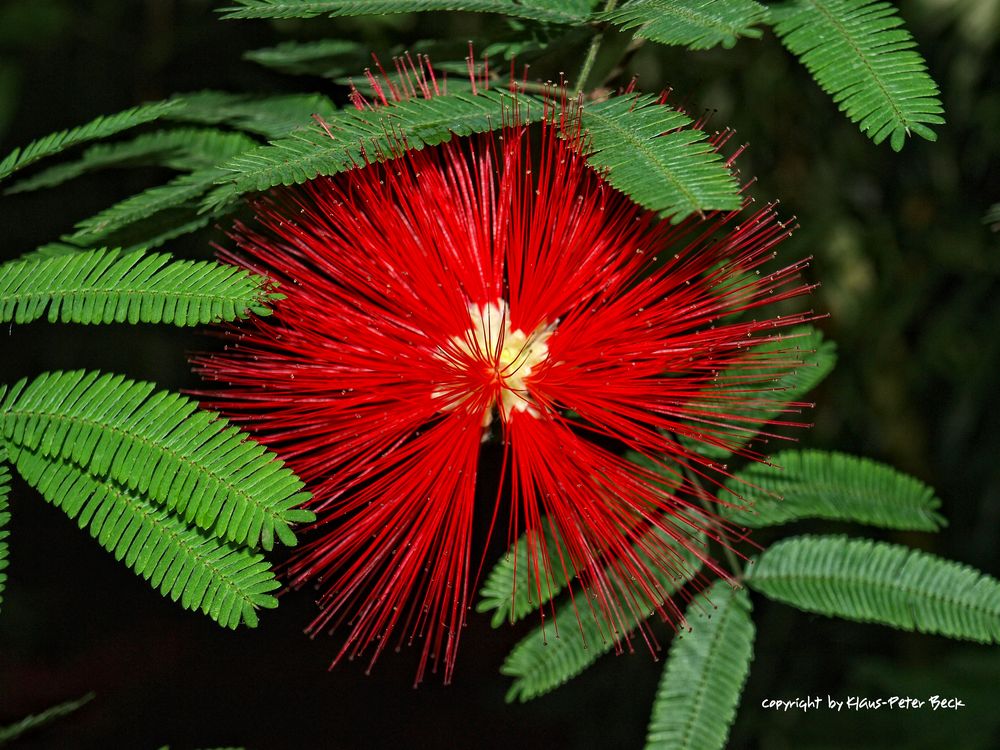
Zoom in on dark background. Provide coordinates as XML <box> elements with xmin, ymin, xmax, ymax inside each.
<box><xmin>0</xmin><ymin>1</ymin><xmax>998</xmax><ymax>748</ymax></box>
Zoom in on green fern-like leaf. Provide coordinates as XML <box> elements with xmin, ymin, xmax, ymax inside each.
<box><xmin>12</xmin><ymin>447</ymin><xmax>280</xmax><ymax>628</ymax></box>
<box><xmin>0</xmin><ymin>692</ymin><xmax>95</xmax><ymax>745</ymax></box>
<box><xmin>683</xmin><ymin>325</ymin><xmax>837</xmax><ymax>459</ymax></box>
<box><xmin>501</xmin><ymin>529</ymin><xmax>705</xmax><ymax>702</ymax></box>
<box><xmin>203</xmin><ymin>89</ymin><xmax>539</xmax><ymax>211</ymax></box>
<box><xmin>0</xmin><ymin>370</ymin><xmax>313</xmax><ymax>551</ymax></box>
<box><xmin>601</xmin><ymin>0</ymin><xmax>768</xmax><ymax>50</ymax></box>
<box><xmin>0</xmin><ymin>101</ymin><xmax>181</xmax><ymax>182</ymax></box>
<box><xmin>745</xmin><ymin>535</ymin><xmax>1000</xmax><ymax>642</ymax></box>
<box><xmin>168</xmin><ymin>91</ymin><xmax>338</xmax><ymax>138</ymax></box>
<box><xmin>6</xmin><ymin>128</ymin><xmax>258</xmax><ymax>194</ymax></box>
<box><xmin>478</xmin><ymin>453</ymin><xmax>683</xmax><ymax>627</ymax></box>
<box><xmin>0</xmin><ymin>248</ymin><xmax>276</xmax><ymax>326</ymax></box>
<box><xmin>644</xmin><ymin>582</ymin><xmax>754</xmax><ymax>750</ymax></box>
<box><xmin>218</xmin><ymin>0</ymin><xmax>591</xmax><ymax>24</ymax></box>
<box><xmin>244</xmin><ymin>39</ymin><xmax>368</xmax><ymax>79</ymax></box>
<box><xmin>720</xmin><ymin>450</ymin><xmax>945</xmax><ymax>531</ymax></box>
<box><xmin>769</xmin><ymin>0</ymin><xmax>944</xmax><ymax>150</ymax></box>
<box><xmin>476</xmin><ymin>518</ymin><xmax>568</xmax><ymax>628</ymax></box>
<box><xmin>0</xmin><ymin>449</ymin><xmax>10</xmax><ymax>612</ymax></box>
<box><xmin>66</xmin><ymin>169</ymin><xmax>225</xmax><ymax>246</ymax></box>
<box><xmin>580</xmin><ymin>95</ymin><xmax>741</xmax><ymax>221</ymax></box>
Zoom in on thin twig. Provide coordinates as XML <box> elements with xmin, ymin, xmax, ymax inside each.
<box><xmin>658</xmin><ymin>432</ymin><xmax>746</xmax><ymax>580</ymax></box>
<box><xmin>573</xmin><ymin>0</ymin><xmax>619</xmax><ymax>96</ymax></box>
<box><xmin>683</xmin><ymin>462</ymin><xmax>746</xmax><ymax>579</ymax></box>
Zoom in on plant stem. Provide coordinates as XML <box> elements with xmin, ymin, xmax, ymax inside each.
<box><xmin>574</xmin><ymin>0</ymin><xmax>619</xmax><ymax>96</ymax></box>
<box><xmin>683</xmin><ymin>463</ymin><xmax>746</xmax><ymax>579</ymax></box>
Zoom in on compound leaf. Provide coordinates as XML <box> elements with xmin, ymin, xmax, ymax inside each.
<box><xmin>0</xmin><ymin>693</ymin><xmax>95</xmax><ymax>745</ymax></box>
<box><xmin>203</xmin><ymin>89</ymin><xmax>540</xmax><ymax>211</ymax></box>
<box><xmin>0</xmin><ymin>248</ymin><xmax>276</xmax><ymax>326</ymax></box>
<box><xmin>720</xmin><ymin>450</ymin><xmax>945</xmax><ymax>531</ymax></box>
<box><xmin>218</xmin><ymin>0</ymin><xmax>591</xmax><ymax>24</ymax></box>
<box><xmin>580</xmin><ymin>94</ymin><xmax>741</xmax><ymax>221</ymax></box>
<box><xmin>502</xmin><ymin>527</ymin><xmax>705</xmax><ymax>702</ymax></box>
<box><xmin>167</xmin><ymin>90</ymin><xmax>338</xmax><ymax>138</ymax></box>
<box><xmin>6</xmin><ymin>128</ymin><xmax>257</xmax><ymax>194</ymax></box>
<box><xmin>746</xmin><ymin>535</ymin><xmax>1000</xmax><ymax>643</ymax></box>
<box><xmin>0</xmin><ymin>370</ymin><xmax>314</xmax><ymax>551</ymax></box>
<box><xmin>770</xmin><ymin>0</ymin><xmax>944</xmax><ymax>150</ymax></box>
<box><xmin>601</xmin><ymin>0</ymin><xmax>768</xmax><ymax>50</ymax></box>
<box><xmin>683</xmin><ymin>325</ymin><xmax>836</xmax><ymax>459</ymax></box>
<box><xmin>644</xmin><ymin>582</ymin><xmax>754</xmax><ymax>750</ymax></box>
<box><xmin>0</xmin><ymin>101</ymin><xmax>180</xmax><ymax>182</ymax></box>
<box><xmin>12</xmin><ymin>448</ymin><xmax>280</xmax><ymax>629</ymax></box>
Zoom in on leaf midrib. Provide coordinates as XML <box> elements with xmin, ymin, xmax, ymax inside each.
<box><xmin>1</xmin><ymin>278</ymin><xmax>261</xmax><ymax>314</ymax></box>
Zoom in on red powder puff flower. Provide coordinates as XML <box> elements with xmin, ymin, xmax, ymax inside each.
<box><xmin>195</xmin><ymin>91</ymin><xmax>813</xmax><ymax>684</ymax></box>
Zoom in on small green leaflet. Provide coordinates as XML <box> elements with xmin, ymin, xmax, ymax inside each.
<box><xmin>0</xmin><ymin>100</ymin><xmax>181</xmax><ymax>182</ymax></box>
<box><xmin>719</xmin><ymin>450</ymin><xmax>946</xmax><ymax>531</ymax></box>
<box><xmin>601</xmin><ymin>0</ymin><xmax>769</xmax><ymax>51</ymax></box>
<box><xmin>580</xmin><ymin>95</ymin><xmax>742</xmax><ymax>221</ymax></box>
<box><xmin>0</xmin><ymin>370</ymin><xmax>313</xmax><ymax>551</ymax></box>
<box><xmin>217</xmin><ymin>0</ymin><xmax>592</xmax><ymax>25</ymax></box>
<box><xmin>746</xmin><ymin>535</ymin><xmax>1000</xmax><ymax>643</ymax></box>
<box><xmin>769</xmin><ymin>0</ymin><xmax>944</xmax><ymax>150</ymax></box>
<box><xmin>644</xmin><ymin>582</ymin><xmax>754</xmax><ymax>750</ymax></box>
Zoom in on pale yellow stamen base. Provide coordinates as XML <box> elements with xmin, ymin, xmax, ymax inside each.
<box><xmin>434</xmin><ymin>300</ymin><xmax>552</xmax><ymax>428</ymax></box>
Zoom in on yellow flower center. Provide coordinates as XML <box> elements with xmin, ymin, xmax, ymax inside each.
<box><xmin>435</xmin><ymin>301</ymin><xmax>552</xmax><ymax>427</ymax></box>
